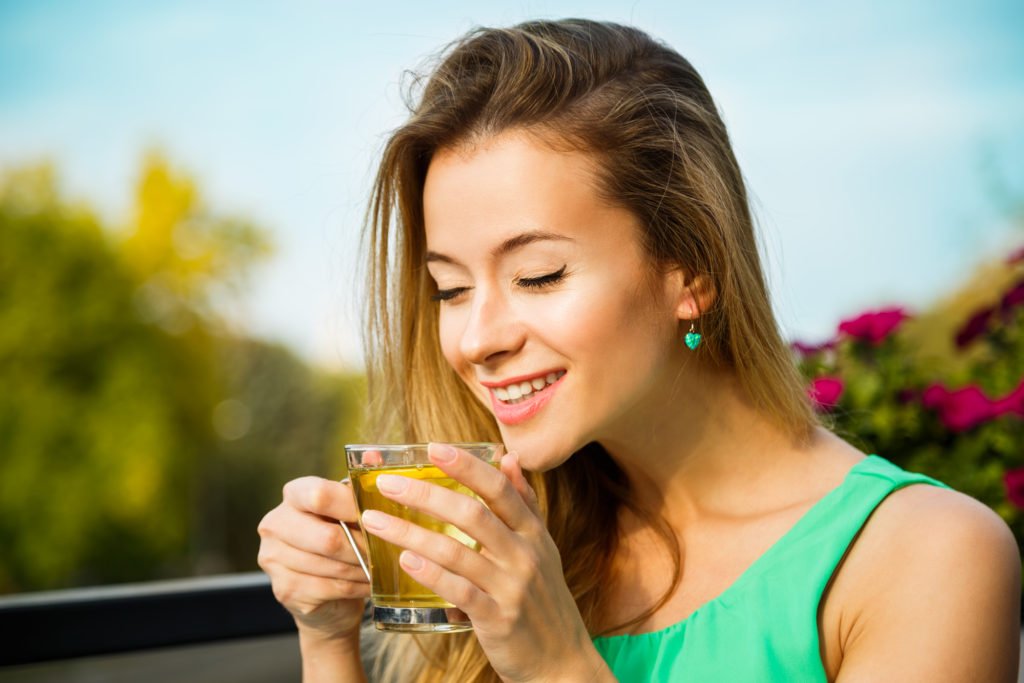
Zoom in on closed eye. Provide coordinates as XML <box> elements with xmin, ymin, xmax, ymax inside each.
<box><xmin>517</xmin><ymin>265</ymin><xmax>567</xmax><ymax>289</ymax></box>
<box><xmin>431</xmin><ymin>286</ymin><xmax>470</xmax><ymax>302</ymax></box>
<box><xmin>430</xmin><ymin>265</ymin><xmax>567</xmax><ymax>303</ymax></box>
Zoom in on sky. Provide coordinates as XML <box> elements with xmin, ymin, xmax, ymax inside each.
<box><xmin>2</xmin><ymin>0</ymin><xmax>1022</xmax><ymax>369</ymax></box>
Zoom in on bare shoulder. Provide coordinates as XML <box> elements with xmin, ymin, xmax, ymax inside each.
<box><xmin>832</xmin><ymin>481</ymin><xmax>1022</xmax><ymax>682</ymax></box>
<box><xmin>867</xmin><ymin>483</ymin><xmax>1019</xmax><ymax>562</ymax></box>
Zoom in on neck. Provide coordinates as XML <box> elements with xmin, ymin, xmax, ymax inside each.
<box><xmin>599</xmin><ymin>359</ymin><xmax>822</xmax><ymax>530</ymax></box>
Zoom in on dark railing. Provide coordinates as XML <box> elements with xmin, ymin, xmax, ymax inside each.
<box><xmin>0</xmin><ymin>573</ymin><xmax>294</xmax><ymax>666</ymax></box>
<box><xmin>2</xmin><ymin>575</ymin><xmax>1021</xmax><ymax>682</ymax></box>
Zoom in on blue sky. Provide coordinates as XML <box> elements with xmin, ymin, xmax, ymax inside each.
<box><xmin>2</xmin><ymin>0</ymin><xmax>1022</xmax><ymax>368</ymax></box>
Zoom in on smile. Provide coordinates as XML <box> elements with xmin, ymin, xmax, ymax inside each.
<box><xmin>489</xmin><ymin>370</ymin><xmax>566</xmax><ymax>404</ymax></box>
<box><xmin>481</xmin><ymin>370</ymin><xmax>566</xmax><ymax>426</ymax></box>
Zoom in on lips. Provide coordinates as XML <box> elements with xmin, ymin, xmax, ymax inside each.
<box><xmin>484</xmin><ymin>370</ymin><xmax>566</xmax><ymax>426</ymax></box>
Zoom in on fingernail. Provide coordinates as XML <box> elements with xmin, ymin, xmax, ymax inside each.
<box><xmin>376</xmin><ymin>474</ymin><xmax>408</xmax><ymax>495</ymax></box>
<box><xmin>430</xmin><ymin>443</ymin><xmax>457</xmax><ymax>464</ymax></box>
<box><xmin>400</xmin><ymin>551</ymin><xmax>423</xmax><ymax>571</ymax></box>
<box><xmin>362</xmin><ymin>510</ymin><xmax>389</xmax><ymax>530</ymax></box>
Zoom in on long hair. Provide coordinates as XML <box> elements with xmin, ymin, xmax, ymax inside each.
<box><xmin>360</xmin><ymin>18</ymin><xmax>820</xmax><ymax>681</ymax></box>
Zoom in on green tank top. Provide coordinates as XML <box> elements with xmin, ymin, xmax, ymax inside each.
<box><xmin>592</xmin><ymin>455</ymin><xmax>950</xmax><ymax>682</ymax></box>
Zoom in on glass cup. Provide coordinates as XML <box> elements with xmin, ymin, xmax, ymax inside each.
<box><xmin>343</xmin><ymin>443</ymin><xmax>503</xmax><ymax>633</ymax></box>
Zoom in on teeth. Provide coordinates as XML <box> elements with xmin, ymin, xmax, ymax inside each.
<box><xmin>491</xmin><ymin>370</ymin><xmax>566</xmax><ymax>405</ymax></box>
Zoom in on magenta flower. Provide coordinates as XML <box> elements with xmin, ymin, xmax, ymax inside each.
<box><xmin>999</xmin><ymin>278</ymin><xmax>1024</xmax><ymax>318</ymax></box>
<box><xmin>838</xmin><ymin>307</ymin><xmax>910</xmax><ymax>345</ymax></box>
<box><xmin>920</xmin><ymin>383</ymin><xmax>949</xmax><ymax>409</ymax></box>
<box><xmin>992</xmin><ymin>380</ymin><xmax>1024</xmax><ymax>418</ymax></box>
<box><xmin>791</xmin><ymin>339</ymin><xmax>837</xmax><ymax>356</ymax></box>
<box><xmin>920</xmin><ymin>382</ymin><xmax>995</xmax><ymax>432</ymax></box>
<box><xmin>954</xmin><ymin>306</ymin><xmax>994</xmax><ymax>348</ymax></box>
<box><xmin>808</xmin><ymin>377</ymin><xmax>844</xmax><ymax>411</ymax></box>
<box><xmin>1008</xmin><ymin>246</ymin><xmax>1024</xmax><ymax>265</ymax></box>
<box><xmin>1004</xmin><ymin>468</ymin><xmax>1024</xmax><ymax>509</ymax></box>
<box><xmin>940</xmin><ymin>386</ymin><xmax>995</xmax><ymax>431</ymax></box>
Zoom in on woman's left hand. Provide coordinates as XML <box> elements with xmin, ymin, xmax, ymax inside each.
<box><xmin>360</xmin><ymin>443</ymin><xmax>612</xmax><ymax>683</ymax></box>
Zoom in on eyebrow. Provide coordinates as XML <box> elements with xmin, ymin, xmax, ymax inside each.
<box><xmin>425</xmin><ymin>230</ymin><xmax>575</xmax><ymax>265</ymax></box>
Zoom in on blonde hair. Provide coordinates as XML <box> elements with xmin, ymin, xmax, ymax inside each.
<box><xmin>360</xmin><ymin>18</ymin><xmax>819</xmax><ymax>681</ymax></box>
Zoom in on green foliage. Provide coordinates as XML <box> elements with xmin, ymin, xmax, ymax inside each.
<box><xmin>0</xmin><ymin>158</ymin><xmax>364</xmax><ymax>593</ymax></box>
<box><xmin>797</xmin><ymin>250</ymin><xmax>1024</xmax><ymax>553</ymax></box>
<box><xmin>0</xmin><ymin>164</ymin><xmax>207</xmax><ymax>590</ymax></box>
<box><xmin>194</xmin><ymin>337</ymin><xmax>365</xmax><ymax>574</ymax></box>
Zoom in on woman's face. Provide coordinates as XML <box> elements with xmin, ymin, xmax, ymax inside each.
<box><xmin>423</xmin><ymin>130</ymin><xmax>688</xmax><ymax>471</ymax></box>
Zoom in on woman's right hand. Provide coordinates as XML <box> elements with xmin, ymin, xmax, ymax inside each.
<box><xmin>257</xmin><ymin>476</ymin><xmax>370</xmax><ymax>642</ymax></box>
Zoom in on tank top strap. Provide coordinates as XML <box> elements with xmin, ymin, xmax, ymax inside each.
<box><xmin>731</xmin><ymin>454</ymin><xmax>952</xmax><ymax>629</ymax></box>
<box><xmin>592</xmin><ymin>455</ymin><xmax>952</xmax><ymax>682</ymax></box>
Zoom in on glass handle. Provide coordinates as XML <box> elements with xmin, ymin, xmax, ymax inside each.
<box><xmin>339</xmin><ymin>478</ymin><xmax>372</xmax><ymax>583</ymax></box>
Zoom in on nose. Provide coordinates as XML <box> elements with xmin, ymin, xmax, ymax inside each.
<box><xmin>459</xmin><ymin>284</ymin><xmax>525</xmax><ymax>365</ymax></box>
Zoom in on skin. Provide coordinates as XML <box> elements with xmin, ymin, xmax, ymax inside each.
<box><xmin>258</xmin><ymin>129</ymin><xmax>1021</xmax><ymax>682</ymax></box>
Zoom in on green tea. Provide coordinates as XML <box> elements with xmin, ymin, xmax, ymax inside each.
<box><xmin>350</xmin><ymin>463</ymin><xmax>490</xmax><ymax>608</ymax></box>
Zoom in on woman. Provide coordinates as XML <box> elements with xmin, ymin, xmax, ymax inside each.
<box><xmin>257</xmin><ymin>19</ymin><xmax>1021</xmax><ymax>682</ymax></box>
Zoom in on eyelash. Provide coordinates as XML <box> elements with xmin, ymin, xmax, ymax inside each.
<box><xmin>430</xmin><ymin>265</ymin><xmax>567</xmax><ymax>302</ymax></box>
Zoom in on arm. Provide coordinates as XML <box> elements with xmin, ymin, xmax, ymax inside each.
<box><xmin>835</xmin><ymin>486</ymin><xmax>1021</xmax><ymax>683</ymax></box>
<box><xmin>299</xmin><ymin>629</ymin><xmax>367</xmax><ymax>683</ymax></box>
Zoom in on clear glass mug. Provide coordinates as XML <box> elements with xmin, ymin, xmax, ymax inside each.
<box><xmin>343</xmin><ymin>443</ymin><xmax>503</xmax><ymax>632</ymax></box>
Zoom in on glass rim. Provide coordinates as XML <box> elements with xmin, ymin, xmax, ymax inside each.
<box><xmin>344</xmin><ymin>442</ymin><xmax>501</xmax><ymax>450</ymax></box>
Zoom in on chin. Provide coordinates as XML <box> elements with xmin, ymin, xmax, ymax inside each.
<box><xmin>498</xmin><ymin>426</ymin><xmax>580</xmax><ymax>473</ymax></box>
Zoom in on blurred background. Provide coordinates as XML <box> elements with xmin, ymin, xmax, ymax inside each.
<box><xmin>1</xmin><ymin>0</ymin><xmax>1022</xmax><ymax>597</ymax></box>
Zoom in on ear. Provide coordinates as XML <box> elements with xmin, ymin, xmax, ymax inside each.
<box><xmin>665</xmin><ymin>267</ymin><xmax>715</xmax><ymax>321</ymax></box>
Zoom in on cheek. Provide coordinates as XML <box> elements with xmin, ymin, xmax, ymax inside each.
<box><xmin>530</xmin><ymin>280</ymin><xmax>665</xmax><ymax>356</ymax></box>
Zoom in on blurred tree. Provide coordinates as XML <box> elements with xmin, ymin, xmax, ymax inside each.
<box><xmin>0</xmin><ymin>163</ymin><xmax>211</xmax><ymax>590</ymax></box>
<box><xmin>196</xmin><ymin>338</ymin><xmax>365</xmax><ymax>573</ymax></box>
<box><xmin>0</xmin><ymin>155</ymin><xmax>364</xmax><ymax>594</ymax></box>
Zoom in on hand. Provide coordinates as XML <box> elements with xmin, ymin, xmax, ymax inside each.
<box><xmin>360</xmin><ymin>444</ymin><xmax>611</xmax><ymax>682</ymax></box>
<box><xmin>257</xmin><ymin>476</ymin><xmax>370</xmax><ymax>643</ymax></box>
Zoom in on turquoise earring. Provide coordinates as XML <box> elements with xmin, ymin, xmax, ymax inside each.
<box><xmin>685</xmin><ymin>321</ymin><xmax>702</xmax><ymax>350</ymax></box>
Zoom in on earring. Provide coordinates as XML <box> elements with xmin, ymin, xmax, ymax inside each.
<box><xmin>685</xmin><ymin>321</ymin><xmax>702</xmax><ymax>350</ymax></box>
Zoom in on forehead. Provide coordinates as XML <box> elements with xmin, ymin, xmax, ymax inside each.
<box><xmin>422</xmin><ymin>130</ymin><xmax>629</xmax><ymax>252</ymax></box>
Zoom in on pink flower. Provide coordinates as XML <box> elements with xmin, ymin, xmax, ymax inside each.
<box><xmin>791</xmin><ymin>339</ymin><xmax>837</xmax><ymax>356</ymax></box>
<box><xmin>838</xmin><ymin>307</ymin><xmax>910</xmax><ymax>345</ymax></box>
<box><xmin>1004</xmin><ymin>468</ymin><xmax>1024</xmax><ymax>509</ymax></box>
<box><xmin>808</xmin><ymin>377</ymin><xmax>844</xmax><ymax>411</ymax></box>
<box><xmin>921</xmin><ymin>383</ymin><xmax>995</xmax><ymax>432</ymax></box>
<box><xmin>1008</xmin><ymin>246</ymin><xmax>1024</xmax><ymax>265</ymax></box>
<box><xmin>923</xmin><ymin>379</ymin><xmax>1024</xmax><ymax>430</ymax></box>
<box><xmin>999</xmin><ymin>279</ymin><xmax>1024</xmax><ymax>317</ymax></box>
<box><xmin>954</xmin><ymin>306</ymin><xmax>994</xmax><ymax>348</ymax></box>
<box><xmin>992</xmin><ymin>380</ymin><xmax>1024</xmax><ymax>418</ymax></box>
<box><xmin>920</xmin><ymin>383</ymin><xmax>949</xmax><ymax>409</ymax></box>
<box><xmin>940</xmin><ymin>386</ymin><xmax>996</xmax><ymax>431</ymax></box>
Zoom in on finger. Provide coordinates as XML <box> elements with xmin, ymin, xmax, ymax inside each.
<box><xmin>260</xmin><ymin>537</ymin><xmax>369</xmax><ymax>584</ymax></box>
<box><xmin>361</xmin><ymin>508</ymin><xmax>496</xmax><ymax>587</ymax></box>
<box><xmin>500</xmin><ymin>451</ymin><xmax>541</xmax><ymax>517</ymax></box>
<box><xmin>270</xmin><ymin>569</ymin><xmax>371</xmax><ymax>611</ymax></box>
<box><xmin>398</xmin><ymin>550</ymin><xmax>496</xmax><ymax>621</ymax></box>
<box><xmin>372</xmin><ymin>466</ymin><xmax>520</xmax><ymax>560</ymax></box>
<box><xmin>283</xmin><ymin>476</ymin><xmax>359</xmax><ymax>523</ymax></box>
<box><xmin>267</xmin><ymin>503</ymin><xmax>365</xmax><ymax>562</ymax></box>
<box><xmin>427</xmin><ymin>443</ymin><xmax>538</xmax><ymax>533</ymax></box>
